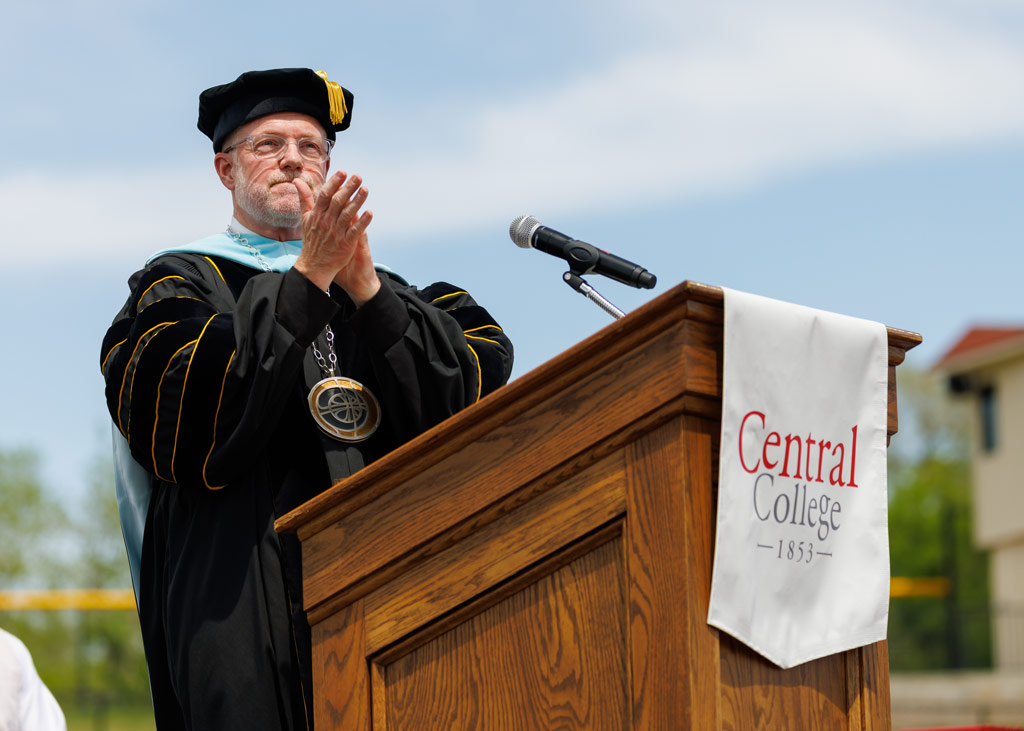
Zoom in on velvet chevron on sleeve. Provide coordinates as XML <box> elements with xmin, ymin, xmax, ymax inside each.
<box><xmin>419</xmin><ymin>281</ymin><xmax>514</xmax><ymax>403</ymax></box>
<box><xmin>101</xmin><ymin>255</ymin><xmax>337</xmax><ymax>489</ymax></box>
<box><xmin>345</xmin><ymin>277</ymin><xmax>514</xmax><ymax>442</ymax></box>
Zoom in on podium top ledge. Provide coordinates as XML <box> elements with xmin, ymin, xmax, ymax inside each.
<box><xmin>275</xmin><ymin>280</ymin><xmax>920</xmax><ymax>537</ymax></box>
<box><xmin>676</xmin><ymin>281</ymin><xmax>922</xmax><ymax>348</ymax></box>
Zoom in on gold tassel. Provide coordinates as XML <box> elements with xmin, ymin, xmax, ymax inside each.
<box><xmin>316</xmin><ymin>70</ymin><xmax>349</xmax><ymax>125</ymax></box>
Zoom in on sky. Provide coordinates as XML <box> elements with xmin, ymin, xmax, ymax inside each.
<box><xmin>0</xmin><ymin>0</ymin><xmax>1021</xmax><ymax>500</ymax></box>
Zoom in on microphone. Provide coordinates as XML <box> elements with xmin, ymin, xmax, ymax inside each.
<box><xmin>509</xmin><ymin>215</ymin><xmax>657</xmax><ymax>289</ymax></box>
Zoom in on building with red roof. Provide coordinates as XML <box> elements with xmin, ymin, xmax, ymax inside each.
<box><xmin>936</xmin><ymin>325</ymin><xmax>1024</xmax><ymax>670</ymax></box>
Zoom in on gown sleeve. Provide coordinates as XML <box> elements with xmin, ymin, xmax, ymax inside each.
<box><xmin>346</xmin><ymin>277</ymin><xmax>514</xmax><ymax>441</ymax></box>
<box><xmin>100</xmin><ymin>255</ymin><xmax>338</xmax><ymax>489</ymax></box>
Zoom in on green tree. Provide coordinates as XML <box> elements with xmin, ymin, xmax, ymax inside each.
<box><xmin>0</xmin><ymin>446</ymin><xmax>152</xmax><ymax>727</ymax></box>
<box><xmin>0</xmin><ymin>448</ymin><xmax>77</xmax><ymax>708</ymax></box>
<box><xmin>887</xmin><ymin>367</ymin><xmax>991</xmax><ymax>671</ymax></box>
<box><xmin>0</xmin><ymin>448</ymin><xmax>70</xmax><ymax>586</ymax></box>
<box><xmin>70</xmin><ymin>455</ymin><xmax>151</xmax><ymax>722</ymax></box>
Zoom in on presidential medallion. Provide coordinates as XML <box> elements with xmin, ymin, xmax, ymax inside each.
<box><xmin>307</xmin><ymin>377</ymin><xmax>381</xmax><ymax>442</ymax></box>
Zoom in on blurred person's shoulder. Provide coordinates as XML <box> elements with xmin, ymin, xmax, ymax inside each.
<box><xmin>0</xmin><ymin>627</ymin><xmax>67</xmax><ymax>731</ymax></box>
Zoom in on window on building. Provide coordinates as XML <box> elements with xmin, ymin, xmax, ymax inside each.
<box><xmin>979</xmin><ymin>385</ymin><xmax>998</xmax><ymax>452</ymax></box>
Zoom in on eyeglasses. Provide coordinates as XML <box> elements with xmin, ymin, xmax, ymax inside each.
<box><xmin>223</xmin><ymin>134</ymin><xmax>334</xmax><ymax>163</ymax></box>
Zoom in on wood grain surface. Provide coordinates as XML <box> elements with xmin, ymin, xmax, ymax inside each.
<box><xmin>312</xmin><ymin>601</ymin><xmax>371</xmax><ymax>731</ymax></box>
<box><xmin>378</xmin><ymin>538</ymin><xmax>629</xmax><ymax>730</ymax></box>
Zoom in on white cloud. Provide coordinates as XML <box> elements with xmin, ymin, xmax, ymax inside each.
<box><xmin>7</xmin><ymin>0</ymin><xmax>1024</xmax><ymax>266</ymax></box>
<box><xmin>0</xmin><ymin>166</ymin><xmax>229</xmax><ymax>268</ymax></box>
<box><xmin>347</xmin><ymin>1</ymin><xmax>1024</xmax><ymax>245</ymax></box>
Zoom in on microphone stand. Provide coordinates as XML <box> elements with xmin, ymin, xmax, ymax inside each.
<box><xmin>562</xmin><ymin>272</ymin><xmax>626</xmax><ymax>320</ymax></box>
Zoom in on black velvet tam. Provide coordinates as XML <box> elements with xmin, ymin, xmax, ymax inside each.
<box><xmin>198</xmin><ymin>67</ymin><xmax>354</xmax><ymax>151</ymax></box>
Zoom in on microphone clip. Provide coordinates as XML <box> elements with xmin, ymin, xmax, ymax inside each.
<box><xmin>559</xmin><ymin>240</ymin><xmax>603</xmax><ymax>278</ymax></box>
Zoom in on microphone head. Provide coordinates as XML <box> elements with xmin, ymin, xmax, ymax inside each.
<box><xmin>509</xmin><ymin>214</ymin><xmax>542</xmax><ymax>249</ymax></box>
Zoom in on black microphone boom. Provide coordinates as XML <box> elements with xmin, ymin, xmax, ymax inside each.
<box><xmin>509</xmin><ymin>215</ymin><xmax>657</xmax><ymax>290</ymax></box>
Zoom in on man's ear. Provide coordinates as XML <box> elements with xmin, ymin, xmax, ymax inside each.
<box><xmin>214</xmin><ymin>153</ymin><xmax>236</xmax><ymax>191</ymax></box>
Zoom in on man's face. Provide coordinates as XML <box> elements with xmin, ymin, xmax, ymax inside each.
<box><xmin>220</xmin><ymin>112</ymin><xmax>330</xmax><ymax>231</ymax></box>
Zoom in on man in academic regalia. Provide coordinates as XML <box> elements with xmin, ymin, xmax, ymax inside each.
<box><xmin>100</xmin><ymin>68</ymin><xmax>513</xmax><ymax>730</ymax></box>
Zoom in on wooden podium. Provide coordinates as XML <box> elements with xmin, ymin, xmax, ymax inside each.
<box><xmin>276</xmin><ymin>281</ymin><xmax>921</xmax><ymax>730</ymax></box>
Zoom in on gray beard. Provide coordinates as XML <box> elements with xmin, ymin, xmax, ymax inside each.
<box><xmin>234</xmin><ymin>170</ymin><xmax>319</xmax><ymax>231</ymax></box>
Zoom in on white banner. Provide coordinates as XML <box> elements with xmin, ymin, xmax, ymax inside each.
<box><xmin>707</xmin><ymin>288</ymin><xmax>890</xmax><ymax>668</ymax></box>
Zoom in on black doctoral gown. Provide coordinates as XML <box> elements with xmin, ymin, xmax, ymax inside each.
<box><xmin>100</xmin><ymin>252</ymin><xmax>513</xmax><ymax>730</ymax></box>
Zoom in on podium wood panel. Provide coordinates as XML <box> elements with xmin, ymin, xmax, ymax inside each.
<box><xmin>279</xmin><ymin>281</ymin><xmax>920</xmax><ymax>730</ymax></box>
<box><xmin>381</xmin><ymin>536</ymin><xmax>628</xmax><ymax>730</ymax></box>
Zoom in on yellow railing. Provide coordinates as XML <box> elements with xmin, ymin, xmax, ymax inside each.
<box><xmin>0</xmin><ymin>589</ymin><xmax>136</xmax><ymax>611</ymax></box>
<box><xmin>0</xmin><ymin>579</ymin><xmax>947</xmax><ymax>611</ymax></box>
<box><xmin>890</xmin><ymin>577</ymin><xmax>952</xmax><ymax>598</ymax></box>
